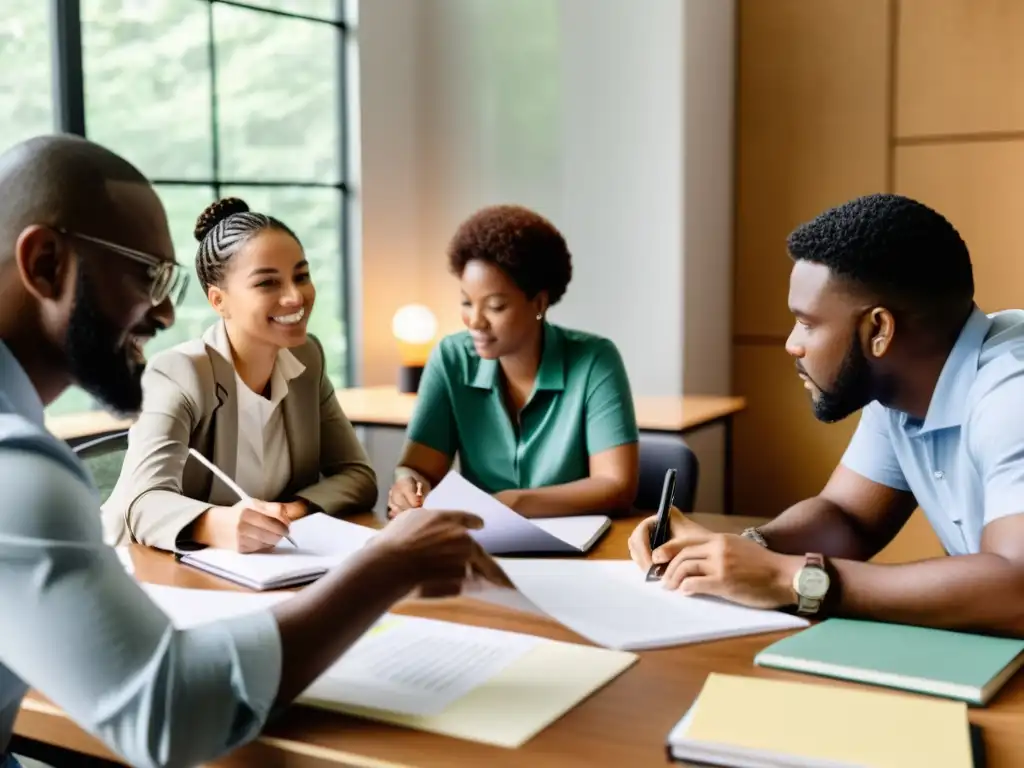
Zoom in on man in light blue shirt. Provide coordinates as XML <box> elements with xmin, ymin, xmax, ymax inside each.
<box><xmin>0</xmin><ymin>135</ymin><xmax>505</xmax><ymax>767</ymax></box>
<box><xmin>628</xmin><ymin>194</ymin><xmax>1024</xmax><ymax>637</ymax></box>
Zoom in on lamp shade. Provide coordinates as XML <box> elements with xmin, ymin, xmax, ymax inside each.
<box><xmin>392</xmin><ymin>304</ymin><xmax>438</xmax><ymax>345</ymax></box>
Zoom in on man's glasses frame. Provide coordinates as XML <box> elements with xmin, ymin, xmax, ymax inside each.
<box><xmin>56</xmin><ymin>227</ymin><xmax>190</xmax><ymax>307</ymax></box>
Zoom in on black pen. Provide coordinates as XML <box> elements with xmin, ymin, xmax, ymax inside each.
<box><xmin>645</xmin><ymin>468</ymin><xmax>677</xmax><ymax>581</ymax></box>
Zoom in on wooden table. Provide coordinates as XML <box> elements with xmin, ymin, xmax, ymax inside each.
<box><xmin>45</xmin><ymin>387</ymin><xmax>747</xmax><ymax>514</ymax></box>
<box><xmin>16</xmin><ymin>512</ymin><xmax>1024</xmax><ymax>766</ymax></box>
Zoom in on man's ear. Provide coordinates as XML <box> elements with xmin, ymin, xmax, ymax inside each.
<box><xmin>865</xmin><ymin>306</ymin><xmax>895</xmax><ymax>359</ymax></box>
<box><xmin>14</xmin><ymin>226</ymin><xmax>74</xmax><ymax>303</ymax></box>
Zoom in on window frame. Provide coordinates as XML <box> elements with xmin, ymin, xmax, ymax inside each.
<box><xmin>46</xmin><ymin>0</ymin><xmax>355</xmax><ymax>405</ymax></box>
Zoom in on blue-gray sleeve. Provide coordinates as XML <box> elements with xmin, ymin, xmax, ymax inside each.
<box><xmin>965</xmin><ymin>366</ymin><xmax>1024</xmax><ymax>526</ymax></box>
<box><xmin>0</xmin><ymin>447</ymin><xmax>281</xmax><ymax>768</ymax></box>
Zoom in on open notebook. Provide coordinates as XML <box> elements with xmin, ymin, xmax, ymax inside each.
<box><xmin>424</xmin><ymin>472</ymin><xmax>611</xmax><ymax>554</ymax></box>
<box><xmin>178</xmin><ymin>513</ymin><xmax>377</xmax><ymax>590</ymax></box>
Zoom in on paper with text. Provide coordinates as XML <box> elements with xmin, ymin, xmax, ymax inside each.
<box><xmin>302</xmin><ymin>615</ymin><xmax>540</xmax><ymax>717</ymax></box>
<box><xmin>423</xmin><ymin>472</ymin><xmax>588</xmax><ymax>554</ymax></box>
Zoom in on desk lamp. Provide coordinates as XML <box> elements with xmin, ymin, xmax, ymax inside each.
<box><xmin>391</xmin><ymin>304</ymin><xmax>437</xmax><ymax>393</ymax></box>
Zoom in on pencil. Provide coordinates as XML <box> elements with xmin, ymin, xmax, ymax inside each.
<box><xmin>187</xmin><ymin>448</ymin><xmax>297</xmax><ymax>547</ymax></box>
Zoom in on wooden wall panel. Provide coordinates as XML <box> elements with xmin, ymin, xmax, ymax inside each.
<box><xmin>895</xmin><ymin>142</ymin><xmax>1024</xmax><ymax>313</ymax></box>
<box><xmin>732</xmin><ymin>343</ymin><xmax>859</xmax><ymax>517</ymax></box>
<box><xmin>734</xmin><ymin>0</ymin><xmax>890</xmax><ymax>339</ymax></box>
<box><xmin>897</xmin><ymin>0</ymin><xmax>1024</xmax><ymax>138</ymax></box>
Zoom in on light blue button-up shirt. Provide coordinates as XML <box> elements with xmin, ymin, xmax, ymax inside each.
<box><xmin>842</xmin><ymin>306</ymin><xmax>1024</xmax><ymax>556</ymax></box>
<box><xmin>0</xmin><ymin>342</ymin><xmax>282</xmax><ymax>767</ymax></box>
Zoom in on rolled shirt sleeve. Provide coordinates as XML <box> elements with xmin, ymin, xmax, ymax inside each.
<box><xmin>584</xmin><ymin>340</ymin><xmax>639</xmax><ymax>455</ymax></box>
<box><xmin>966</xmin><ymin>366</ymin><xmax>1024</xmax><ymax>525</ymax></box>
<box><xmin>839</xmin><ymin>402</ymin><xmax>911</xmax><ymax>491</ymax></box>
<box><xmin>0</xmin><ymin>446</ymin><xmax>281</xmax><ymax>768</ymax></box>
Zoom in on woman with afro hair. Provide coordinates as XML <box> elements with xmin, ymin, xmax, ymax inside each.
<box><xmin>387</xmin><ymin>204</ymin><xmax>639</xmax><ymax>519</ymax></box>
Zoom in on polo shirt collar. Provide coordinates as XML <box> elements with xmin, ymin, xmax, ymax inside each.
<box><xmin>0</xmin><ymin>341</ymin><xmax>45</xmax><ymax>428</ymax></box>
<box><xmin>469</xmin><ymin>322</ymin><xmax>567</xmax><ymax>391</ymax></box>
<box><xmin>912</xmin><ymin>305</ymin><xmax>992</xmax><ymax>434</ymax></box>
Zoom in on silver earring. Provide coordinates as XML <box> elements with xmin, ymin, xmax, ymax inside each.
<box><xmin>536</xmin><ymin>313</ymin><xmax>543</xmax><ymax>321</ymax></box>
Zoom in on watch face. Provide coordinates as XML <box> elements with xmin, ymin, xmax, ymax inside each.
<box><xmin>796</xmin><ymin>567</ymin><xmax>830</xmax><ymax>599</ymax></box>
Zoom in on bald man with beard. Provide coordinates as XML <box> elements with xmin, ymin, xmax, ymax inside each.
<box><xmin>0</xmin><ymin>135</ymin><xmax>507</xmax><ymax>768</ymax></box>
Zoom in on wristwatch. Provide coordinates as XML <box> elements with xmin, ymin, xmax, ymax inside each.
<box><xmin>740</xmin><ymin>527</ymin><xmax>768</xmax><ymax>548</ymax></box>
<box><xmin>792</xmin><ymin>553</ymin><xmax>830</xmax><ymax>615</ymax></box>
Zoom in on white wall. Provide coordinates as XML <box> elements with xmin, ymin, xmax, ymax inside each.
<box><xmin>355</xmin><ymin>0</ymin><xmax>735</xmax><ymax>511</ymax></box>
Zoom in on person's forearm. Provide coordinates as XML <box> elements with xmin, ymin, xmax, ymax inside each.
<box><xmin>507</xmin><ymin>477</ymin><xmax>633</xmax><ymax>518</ymax></box>
<box><xmin>824</xmin><ymin>554</ymin><xmax>1024</xmax><ymax>636</ymax></box>
<box><xmin>297</xmin><ymin>465</ymin><xmax>378</xmax><ymax>516</ymax></box>
<box><xmin>759</xmin><ymin>496</ymin><xmax>880</xmax><ymax>560</ymax></box>
<box><xmin>271</xmin><ymin>548</ymin><xmax>411</xmax><ymax>705</ymax></box>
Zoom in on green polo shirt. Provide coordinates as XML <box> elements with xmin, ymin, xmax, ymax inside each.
<box><xmin>406</xmin><ymin>323</ymin><xmax>638</xmax><ymax>493</ymax></box>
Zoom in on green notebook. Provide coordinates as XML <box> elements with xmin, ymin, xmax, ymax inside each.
<box><xmin>754</xmin><ymin>618</ymin><xmax>1024</xmax><ymax>706</ymax></box>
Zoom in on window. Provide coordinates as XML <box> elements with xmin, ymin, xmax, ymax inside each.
<box><xmin>29</xmin><ymin>0</ymin><xmax>351</xmax><ymax>416</ymax></box>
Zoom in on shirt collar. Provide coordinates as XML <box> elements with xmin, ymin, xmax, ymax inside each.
<box><xmin>469</xmin><ymin>322</ymin><xmax>567</xmax><ymax>391</ymax></box>
<box><xmin>913</xmin><ymin>305</ymin><xmax>992</xmax><ymax>434</ymax></box>
<box><xmin>206</xmin><ymin>321</ymin><xmax>306</xmax><ymax>406</ymax></box>
<box><xmin>0</xmin><ymin>341</ymin><xmax>46</xmax><ymax>428</ymax></box>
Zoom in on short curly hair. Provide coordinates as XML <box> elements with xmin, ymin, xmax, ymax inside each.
<box><xmin>787</xmin><ymin>193</ymin><xmax>974</xmax><ymax>319</ymax></box>
<box><xmin>447</xmin><ymin>204</ymin><xmax>573</xmax><ymax>306</ymax></box>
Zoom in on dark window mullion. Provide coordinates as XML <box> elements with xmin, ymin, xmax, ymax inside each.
<box><xmin>213</xmin><ymin>0</ymin><xmax>347</xmax><ymax>28</ymax></box>
<box><xmin>206</xmin><ymin>0</ymin><xmax>221</xmax><ymax>199</ymax></box>
<box><xmin>49</xmin><ymin>0</ymin><xmax>86</xmax><ymax>136</ymax></box>
<box><xmin>337</xmin><ymin>0</ymin><xmax>353</xmax><ymax>385</ymax></box>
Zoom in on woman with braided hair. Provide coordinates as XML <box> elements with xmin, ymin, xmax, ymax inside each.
<box><xmin>101</xmin><ymin>197</ymin><xmax>377</xmax><ymax>553</ymax></box>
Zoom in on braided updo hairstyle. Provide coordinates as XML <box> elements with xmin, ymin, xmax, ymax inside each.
<box><xmin>193</xmin><ymin>197</ymin><xmax>301</xmax><ymax>292</ymax></box>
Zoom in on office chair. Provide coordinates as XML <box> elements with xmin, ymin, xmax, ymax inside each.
<box><xmin>73</xmin><ymin>431</ymin><xmax>129</xmax><ymax>504</ymax></box>
<box><xmin>635</xmin><ymin>432</ymin><xmax>699</xmax><ymax>514</ymax></box>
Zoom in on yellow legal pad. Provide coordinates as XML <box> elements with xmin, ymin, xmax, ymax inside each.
<box><xmin>672</xmin><ymin>672</ymin><xmax>973</xmax><ymax>767</ymax></box>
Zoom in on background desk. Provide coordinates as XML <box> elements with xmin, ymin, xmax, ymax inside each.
<box><xmin>45</xmin><ymin>386</ymin><xmax>747</xmax><ymax>514</ymax></box>
<box><xmin>15</xmin><ymin>513</ymin><xmax>1024</xmax><ymax>767</ymax></box>
<box><xmin>334</xmin><ymin>387</ymin><xmax>746</xmax><ymax>517</ymax></box>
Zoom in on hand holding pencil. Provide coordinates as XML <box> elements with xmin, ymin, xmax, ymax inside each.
<box><xmin>187</xmin><ymin>448</ymin><xmax>298</xmax><ymax>553</ymax></box>
<box><xmin>386</xmin><ymin>474</ymin><xmax>427</xmax><ymax>518</ymax></box>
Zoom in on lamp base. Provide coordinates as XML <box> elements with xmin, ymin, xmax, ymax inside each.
<box><xmin>397</xmin><ymin>364</ymin><xmax>424</xmax><ymax>394</ymax></box>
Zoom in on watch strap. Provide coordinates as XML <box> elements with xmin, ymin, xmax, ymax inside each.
<box><xmin>795</xmin><ymin>552</ymin><xmax>827</xmax><ymax>615</ymax></box>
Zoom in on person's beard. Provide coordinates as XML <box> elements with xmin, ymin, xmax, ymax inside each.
<box><xmin>800</xmin><ymin>336</ymin><xmax>880</xmax><ymax>424</ymax></box>
<box><xmin>64</xmin><ymin>265</ymin><xmax>145</xmax><ymax>415</ymax></box>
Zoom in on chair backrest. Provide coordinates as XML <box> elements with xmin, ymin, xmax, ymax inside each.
<box><xmin>635</xmin><ymin>432</ymin><xmax>699</xmax><ymax>513</ymax></box>
<box><xmin>73</xmin><ymin>431</ymin><xmax>129</xmax><ymax>504</ymax></box>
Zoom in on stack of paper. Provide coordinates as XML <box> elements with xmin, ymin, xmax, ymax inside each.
<box><xmin>469</xmin><ymin>559</ymin><xmax>809</xmax><ymax>650</ymax></box>
<box><xmin>143</xmin><ymin>583</ymin><xmax>638</xmax><ymax>748</ymax></box>
<box><xmin>667</xmin><ymin>673</ymin><xmax>974</xmax><ymax>767</ymax></box>
<box><xmin>423</xmin><ymin>472</ymin><xmax>611</xmax><ymax>554</ymax></box>
<box><xmin>179</xmin><ymin>513</ymin><xmax>377</xmax><ymax>590</ymax></box>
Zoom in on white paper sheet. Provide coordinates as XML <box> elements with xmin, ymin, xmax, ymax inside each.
<box><xmin>422</xmin><ymin>472</ymin><xmax>588</xmax><ymax>554</ymax></box>
<box><xmin>141</xmin><ymin>584</ymin><xmax>541</xmax><ymax>719</ymax></box>
<box><xmin>115</xmin><ymin>546</ymin><xmax>134</xmax><ymax>574</ymax></box>
<box><xmin>474</xmin><ymin>559</ymin><xmax>809</xmax><ymax>651</ymax></box>
<box><xmin>301</xmin><ymin>615</ymin><xmax>541</xmax><ymax>717</ymax></box>
<box><xmin>143</xmin><ymin>583</ymin><xmax>288</xmax><ymax>627</ymax></box>
<box><xmin>180</xmin><ymin>513</ymin><xmax>378</xmax><ymax>589</ymax></box>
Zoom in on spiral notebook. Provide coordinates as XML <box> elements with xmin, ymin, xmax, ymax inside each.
<box><xmin>179</xmin><ymin>513</ymin><xmax>377</xmax><ymax>590</ymax></box>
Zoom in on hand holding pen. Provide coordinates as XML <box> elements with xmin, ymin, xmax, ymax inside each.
<box><xmin>187</xmin><ymin>448</ymin><xmax>298</xmax><ymax>552</ymax></box>
<box><xmin>386</xmin><ymin>474</ymin><xmax>427</xmax><ymax>518</ymax></box>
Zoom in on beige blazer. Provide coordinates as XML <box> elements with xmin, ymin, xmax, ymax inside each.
<box><xmin>101</xmin><ymin>322</ymin><xmax>378</xmax><ymax>551</ymax></box>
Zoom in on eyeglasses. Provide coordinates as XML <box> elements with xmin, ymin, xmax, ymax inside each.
<box><xmin>57</xmin><ymin>228</ymin><xmax>190</xmax><ymax>307</ymax></box>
